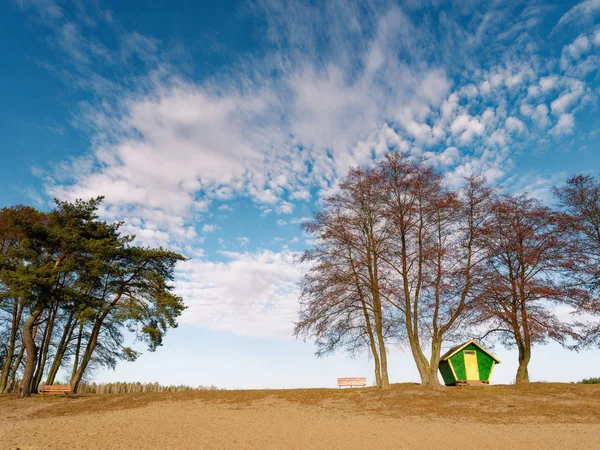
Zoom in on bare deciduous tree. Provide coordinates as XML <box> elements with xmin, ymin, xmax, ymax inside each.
<box><xmin>554</xmin><ymin>174</ymin><xmax>600</xmax><ymax>346</ymax></box>
<box><xmin>297</xmin><ymin>154</ymin><xmax>494</xmax><ymax>386</ymax></box>
<box><xmin>474</xmin><ymin>194</ymin><xmax>589</xmax><ymax>383</ymax></box>
<box><xmin>296</xmin><ymin>168</ymin><xmax>396</xmax><ymax>389</ymax></box>
<box><xmin>377</xmin><ymin>153</ymin><xmax>492</xmax><ymax>385</ymax></box>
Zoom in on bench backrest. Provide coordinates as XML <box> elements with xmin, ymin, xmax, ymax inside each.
<box><xmin>337</xmin><ymin>377</ymin><xmax>367</xmax><ymax>386</ymax></box>
<box><xmin>42</xmin><ymin>384</ymin><xmax>72</xmax><ymax>392</ymax></box>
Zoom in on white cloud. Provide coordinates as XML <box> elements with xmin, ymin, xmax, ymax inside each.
<box><xmin>275</xmin><ymin>216</ymin><xmax>311</xmax><ymax>227</ymax></box>
<box><xmin>565</xmin><ymin>35</ymin><xmax>592</xmax><ymax>60</ymax></box>
<box><xmin>23</xmin><ymin>1</ymin><xmax>599</xmax><ymax>335</ymax></box>
<box><xmin>45</xmin><ymin>49</ymin><xmax>580</xmax><ymax>249</ymax></box>
<box><xmin>213</xmin><ymin>187</ymin><xmax>236</xmax><ymax>200</ymax></box>
<box><xmin>539</xmin><ymin>76</ymin><xmax>558</xmax><ymax>92</ymax></box>
<box><xmin>561</xmin><ymin>34</ymin><xmax>592</xmax><ymax>69</ymax></box>
<box><xmin>424</xmin><ymin>146</ymin><xmax>460</xmax><ymax>167</ymax></box>
<box><xmin>438</xmin><ymin>147</ymin><xmax>460</xmax><ymax>166</ymax></box>
<box><xmin>505</xmin><ymin>117</ymin><xmax>526</xmax><ymax>135</ymax></box>
<box><xmin>533</xmin><ymin>104</ymin><xmax>550</xmax><ymax>128</ymax></box>
<box><xmin>175</xmin><ymin>249</ymin><xmax>305</xmax><ymax>337</ymax></box>
<box><xmin>510</xmin><ymin>171</ymin><xmax>567</xmax><ymax>202</ymax></box>
<box><xmin>120</xmin><ymin>31</ymin><xmax>160</xmax><ymax>64</ymax></box>
<box><xmin>289</xmin><ymin>190</ymin><xmax>311</xmax><ymax>201</ymax></box>
<box><xmin>450</xmin><ymin>114</ymin><xmax>485</xmax><ymax>144</ymax></box>
<box><xmin>550</xmin><ymin>82</ymin><xmax>585</xmax><ymax>114</ymax></box>
<box><xmin>505</xmin><ymin>65</ymin><xmax>535</xmax><ymax>92</ymax></box>
<box><xmin>40</xmin><ymin>6</ymin><xmax>467</xmax><ymax>246</ymax></box>
<box><xmin>236</xmin><ymin>236</ymin><xmax>250</xmax><ymax>246</ymax></box>
<box><xmin>551</xmin><ymin>114</ymin><xmax>575</xmax><ymax>135</ymax></box>
<box><xmin>121</xmin><ymin>224</ymin><xmax>172</xmax><ymax>248</ymax></box>
<box><xmin>16</xmin><ymin>0</ymin><xmax>600</xmax><ymax>345</ymax></box>
<box><xmin>440</xmin><ymin>93</ymin><xmax>459</xmax><ymax>123</ymax></box>
<box><xmin>193</xmin><ymin>199</ymin><xmax>211</xmax><ymax>212</ymax></box>
<box><xmin>16</xmin><ymin>0</ymin><xmax>64</xmax><ymax>21</ymax></box>
<box><xmin>556</xmin><ymin>0</ymin><xmax>600</xmax><ymax>29</ymax></box>
<box><xmin>276</xmin><ymin>201</ymin><xmax>295</xmax><ymax>214</ymax></box>
<box><xmin>202</xmin><ymin>224</ymin><xmax>218</xmax><ymax>233</ymax></box>
<box><xmin>290</xmin><ymin>217</ymin><xmax>311</xmax><ymax>224</ymax></box>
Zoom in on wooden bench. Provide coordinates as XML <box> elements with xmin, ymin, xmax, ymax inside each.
<box><xmin>40</xmin><ymin>384</ymin><xmax>72</xmax><ymax>395</ymax></box>
<box><xmin>337</xmin><ymin>377</ymin><xmax>367</xmax><ymax>388</ymax></box>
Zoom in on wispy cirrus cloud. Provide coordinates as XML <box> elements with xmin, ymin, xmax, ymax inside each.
<box><xmin>555</xmin><ymin>0</ymin><xmax>600</xmax><ymax>29</ymax></box>
<box><xmin>14</xmin><ymin>0</ymin><xmax>600</xmax><ymax>336</ymax></box>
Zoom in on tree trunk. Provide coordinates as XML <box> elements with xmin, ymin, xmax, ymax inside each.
<box><xmin>423</xmin><ymin>337</ymin><xmax>442</xmax><ymax>386</ymax></box>
<box><xmin>423</xmin><ymin>367</ymin><xmax>440</xmax><ymax>385</ymax></box>
<box><xmin>371</xmin><ymin>350</ymin><xmax>382</xmax><ymax>389</ymax></box>
<box><xmin>46</xmin><ymin>312</ymin><xmax>76</xmax><ymax>385</ymax></box>
<box><xmin>71</xmin><ymin>318</ymin><xmax>102</xmax><ymax>393</ymax></box>
<box><xmin>0</xmin><ymin>301</ymin><xmax>22</xmax><ymax>391</ymax></box>
<box><xmin>375</xmin><ymin>328</ymin><xmax>389</xmax><ymax>389</ymax></box>
<box><xmin>71</xmin><ymin>349</ymin><xmax>93</xmax><ymax>394</ymax></box>
<box><xmin>19</xmin><ymin>306</ymin><xmax>43</xmax><ymax>397</ymax></box>
<box><xmin>360</xmin><ymin>302</ymin><xmax>382</xmax><ymax>388</ymax></box>
<box><xmin>516</xmin><ymin>342</ymin><xmax>531</xmax><ymax>384</ymax></box>
<box><xmin>372</xmin><ymin>294</ymin><xmax>389</xmax><ymax>389</ymax></box>
<box><xmin>407</xmin><ymin>330</ymin><xmax>431</xmax><ymax>385</ymax></box>
<box><xmin>516</xmin><ymin>281</ymin><xmax>532</xmax><ymax>384</ymax></box>
<box><xmin>4</xmin><ymin>344</ymin><xmax>25</xmax><ymax>394</ymax></box>
<box><xmin>33</xmin><ymin>303</ymin><xmax>59</xmax><ymax>392</ymax></box>
<box><xmin>31</xmin><ymin>315</ymin><xmax>49</xmax><ymax>394</ymax></box>
<box><xmin>369</xmin><ymin>269</ymin><xmax>389</xmax><ymax>388</ymax></box>
<box><xmin>351</xmin><ymin>250</ymin><xmax>384</xmax><ymax>389</ymax></box>
<box><xmin>400</xmin><ymin>225</ymin><xmax>431</xmax><ymax>386</ymax></box>
<box><xmin>71</xmin><ymin>292</ymin><xmax>123</xmax><ymax>393</ymax></box>
<box><xmin>71</xmin><ymin>320</ymin><xmax>84</xmax><ymax>382</ymax></box>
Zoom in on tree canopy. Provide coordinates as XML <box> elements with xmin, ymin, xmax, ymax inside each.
<box><xmin>0</xmin><ymin>198</ymin><xmax>187</xmax><ymax>397</ymax></box>
<box><xmin>297</xmin><ymin>153</ymin><xmax>600</xmax><ymax>386</ymax></box>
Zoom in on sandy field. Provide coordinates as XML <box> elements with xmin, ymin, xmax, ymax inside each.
<box><xmin>1</xmin><ymin>383</ymin><xmax>600</xmax><ymax>449</ymax></box>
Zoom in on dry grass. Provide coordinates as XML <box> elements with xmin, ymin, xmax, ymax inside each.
<box><xmin>2</xmin><ymin>383</ymin><xmax>600</xmax><ymax>449</ymax></box>
<box><xmin>2</xmin><ymin>382</ymin><xmax>599</xmax><ymax>424</ymax></box>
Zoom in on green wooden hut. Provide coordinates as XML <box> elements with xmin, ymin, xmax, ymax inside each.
<box><xmin>438</xmin><ymin>340</ymin><xmax>501</xmax><ymax>386</ymax></box>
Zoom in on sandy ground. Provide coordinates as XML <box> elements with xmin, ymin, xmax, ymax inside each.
<box><xmin>1</xmin><ymin>383</ymin><xmax>600</xmax><ymax>449</ymax></box>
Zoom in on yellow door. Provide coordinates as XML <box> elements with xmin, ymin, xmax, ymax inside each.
<box><xmin>463</xmin><ymin>350</ymin><xmax>480</xmax><ymax>380</ymax></box>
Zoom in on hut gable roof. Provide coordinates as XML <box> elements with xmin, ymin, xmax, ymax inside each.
<box><xmin>440</xmin><ymin>340</ymin><xmax>501</xmax><ymax>363</ymax></box>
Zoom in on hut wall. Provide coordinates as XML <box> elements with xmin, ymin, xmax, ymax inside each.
<box><xmin>448</xmin><ymin>343</ymin><xmax>495</xmax><ymax>381</ymax></box>
<box><xmin>476</xmin><ymin>350</ymin><xmax>495</xmax><ymax>381</ymax></box>
<box><xmin>438</xmin><ymin>361</ymin><xmax>455</xmax><ymax>385</ymax></box>
<box><xmin>449</xmin><ymin>352</ymin><xmax>467</xmax><ymax>380</ymax></box>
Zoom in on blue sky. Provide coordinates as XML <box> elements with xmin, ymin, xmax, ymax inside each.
<box><xmin>1</xmin><ymin>0</ymin><xmax>600</xmax><ymax>387</ymax></box>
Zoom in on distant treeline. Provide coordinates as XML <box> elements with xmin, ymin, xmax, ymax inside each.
<box><xmin>578</xmin><ymin>377</ymin><xmax>600</xmax><ymax>385</ymax></box>
<box><xmin>296</xmin><ymin>153</ymin><xmax>600</xmax><ymax>387</ymax></box>
<box><xmin>0</xmin><ymin>198</ymin><xmax>187</xmax><ymax>397</ymax></box>
<box><xmin>75</xmin><ymin>381</ymin><xmax>219</xmax><ymax>394</ymax></box>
